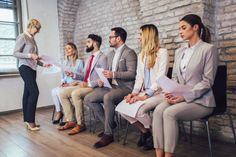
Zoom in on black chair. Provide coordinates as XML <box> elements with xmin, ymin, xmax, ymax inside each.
<box><xmin>188</xmin><ymin>65</ymin><xmax>236</xmax><ymax>157</ymax></box>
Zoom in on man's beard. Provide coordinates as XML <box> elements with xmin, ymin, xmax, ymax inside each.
<box><xmin>86</xmin><ymin>45</ymin><xmax>94</xmax><ymax>52</ymax></box>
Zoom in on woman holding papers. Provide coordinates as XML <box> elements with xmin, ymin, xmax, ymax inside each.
<box><xmin>152</xmin><ymin>14</ymin><xmax>219</xmax><ymax>157</ymax></box>
<box><xmin>51</xmin><ymin>42</ymin><xmax>84</xmax><ymax>124</ymax></box>
<box><xmin>117</xmin><ymin>24</ymin><xmax>169</xmax><ymax>148</ymax></box>
<box><xmin>13</xmin><ymin>19</ymin><xmax>50</xmax><ymax>131</ymax></box>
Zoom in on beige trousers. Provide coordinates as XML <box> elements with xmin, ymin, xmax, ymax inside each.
<box><xmin>152</xmin><ymin>101</ymin><xmax>213</xmax><ymax>153</ymax></box>
<box><xmin>59</xmin><ymin>86</ymin><xmax>93</xmax><ymax>125</ymax></box>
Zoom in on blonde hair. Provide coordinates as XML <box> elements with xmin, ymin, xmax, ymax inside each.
<box><xmin>140</xmin><ymin>24</ymin><xmax>160</xmax><ymax>69</ymax></box>
<box><xmin>65</xmin><ymin>42</ymin><xmax>78</xmax><ymax>66</ymax></box>
<box><xmin>27</xmin><ymin>19</ymin><xmax>41</xmax><ymax>30</ymax></box>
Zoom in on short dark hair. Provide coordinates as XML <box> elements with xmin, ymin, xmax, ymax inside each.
<box><xmin>87</xmin><ymin>34</ymin><xmax>102</xmax><ymax>48</ymax></box>
<box><xmin>111</xmin><ymin>27</ymin><xmax>127</xmax><ymax>42</ymax></box>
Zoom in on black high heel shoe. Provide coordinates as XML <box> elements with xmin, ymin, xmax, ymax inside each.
<box><xmin>52</xmin><ymin>113</ymin><xmax>63</xmax><ymax>124</ymax></box>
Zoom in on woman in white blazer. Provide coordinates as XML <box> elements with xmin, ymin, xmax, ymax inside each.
<box><xmin>118</xmin><ymin>24</ymin><xmax>169</xmax><ymax>148</ymax></box>
<box><xmin>152</xmin><ymin>14</ymin><xmax>219</xmax><ymax>157</ymax></box>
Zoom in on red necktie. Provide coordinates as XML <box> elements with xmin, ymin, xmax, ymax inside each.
<box><xmin>84</xmin><ymin>55</ymin><xmax>94</xmax><ymax>82</ymax></box>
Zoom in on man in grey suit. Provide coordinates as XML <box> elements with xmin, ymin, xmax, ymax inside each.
<box><xmin>84</xmin><ymin>27</ymin><xmax>137</xmax><ymax>148</ymax></box>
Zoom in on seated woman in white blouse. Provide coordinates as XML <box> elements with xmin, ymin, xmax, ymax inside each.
<box><xmin>51</xmin><ymin>42</ymin><xmax>83</xmax><ymax>124</ymax></box>
<box><xmin>117</xmin><ymin>24</ymin><xmax>169</xmax><ymax>149</ymax></box>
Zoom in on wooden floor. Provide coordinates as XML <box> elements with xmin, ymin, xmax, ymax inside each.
<box><xmin>0</xmin><ymin>107</ymin><xmax>235</xmax><ymax>157</ymax></box>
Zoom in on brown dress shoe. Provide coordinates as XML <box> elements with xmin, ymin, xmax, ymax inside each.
<box><xmin>68</xmin><ymin>125</ymin><xmax>86</xmax><ymax>135</ymax></box>
<box><xmin>58</xmin><ymin>122</ymin><xmax>76</xmax><ymax>131</ymax></box>
<box><xmin>93</xmin><ymin>134</ymin><xmax>114</xmax><ymax>148</ymax></box>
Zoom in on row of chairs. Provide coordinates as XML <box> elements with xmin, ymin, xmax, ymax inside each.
<box><xmin>52</xmin><ymin>65</ymin><xmax>236</xmax><ymax>157</ymax></box>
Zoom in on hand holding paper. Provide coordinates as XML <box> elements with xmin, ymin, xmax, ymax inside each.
<box><xmin>95</xmin><ymin>68</ymin><xmax>112</xmax><ymax>88</ymax></box>
<box><xmin>157</xmin><ymin>75</ymin><xmax>191</xmax><ymax>96</ymax></box>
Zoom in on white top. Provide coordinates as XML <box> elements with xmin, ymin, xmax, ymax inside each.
<box><xmin>112</xmin><ymin>44</ymin><xmax>125</xmax><ymax>85</ymax></box>
<box><xmin>180</xmin><ymin>40</ymin><xmax>201</xmax><ymax>79</ymax></box>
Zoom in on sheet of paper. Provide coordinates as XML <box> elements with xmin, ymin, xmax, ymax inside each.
<box><xmin>40</xmin><ymin>55</ymin><xmax>70</xmax><ymax>72</ymax></box>
<box><xmin>157</xmin><ymin>75</ymin><xmax>191</xmax><ymax>96</ymax></box>
<box><xmin>115</xmin><ymin>100</ymin><xmax>145</xmax><ymax>118</ymax></box>
<box><xmin>95</xmin><ymin>67</ymin><xmax>112</xmax><ymax>88</ymax></box>
<box><xmin>42</xmin><ymin>65</ymin><xmax>61</xmax><ymax>74</ymax></box>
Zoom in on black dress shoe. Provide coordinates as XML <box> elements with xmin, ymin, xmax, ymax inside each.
<box><xmin>137</xmin><ymin>132</ymin><xmax>151</xmax><ymax>147</ymax></box>
<box><xmin>97</xmin><ymin>131</ymin><xmax>104</xmax><ymax>137</ymax></box>
<box><xmin>93</xmin><ymin>134</ymin><xmax>114</xmax><ymax>148</ymax></box>
<box><xmin>59</xmin><ymin>121</ymin><xmax>66</xmax><ymax>126</ymax></box>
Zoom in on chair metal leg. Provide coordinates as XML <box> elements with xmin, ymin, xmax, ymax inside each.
<box><xmin>115</xmin><ymin>113</ymin><xmax>120</xmax><ymax>142</ymax></box>
<box><xmin>92</xmin><ymin>110</ymin><xmax>97</xmax><ymax>134</ymax></box>
<box><xmin>89</xmin><ymin>108</ymin><xmax>92</xmax><ymax>132</ymax></box>
<box><xmin>180</xmin><ymin>121</ymin><xmax>188</xmax><ymax>142</ymax></box>
<box><xmin>190</xmin><ymin>121</ymin><xmax>193</xmax><ymax>144</ymax></box>
<box><xmin>204</xmin><ymin>120</ymin><xmax>213</xmax><ymax>157</ymax></box>
<box><xmin>227</xmin><ymin>112</ymin><xmax>236</xmax><ymax>144</ymax></box>
<box><xmin>52</xmin><ymin>106</ymin><xmax>55</xmax><ymax>121</ymax></box>
<box><xmin>123</xmin><ymin>121</ymin><xmax>130</xmax><ymax>145</ymax></box>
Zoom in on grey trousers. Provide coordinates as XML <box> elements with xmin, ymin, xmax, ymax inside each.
<box><xmin>152</xmin><ymin>101</ymin><xmax>213</xmax><ymax>153</ymax></box>
<box><xmin>84</xmin><ymin>87</ymin><xmax>131</xmax><ymax>135</ymax></box>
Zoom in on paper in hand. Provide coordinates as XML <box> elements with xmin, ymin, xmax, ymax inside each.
<box><xmin>157</xmin><ymin>75</ymin><xmax>191</xmax><ymax>96</ymax></box>
<box><xmin>95</xmin><ymin>68</ymin><xmax>112</xmax><ymax>88</ymax></box>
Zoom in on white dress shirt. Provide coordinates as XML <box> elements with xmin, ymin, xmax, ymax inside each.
<box><xmin>180</xmin><ymin>40</ymin><xmax>201</xmax><ymax>79</ymax></box>
<box><xmin>111</xmin><ymin>44</ymin><xmax>125</xmax><ymax>85</ymax></box>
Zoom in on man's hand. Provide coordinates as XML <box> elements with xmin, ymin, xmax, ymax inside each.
<box><xmin>98</xmin><ymin>80</ymin><xmax>104</xmax><ymax>87</ymax></box>
<box><xmin>79</xmin><ymin>81</ymin><xmax>88</xmax><ymax>88</ymax></box>
<box><xmin>103</xmin><ymin>70</ymin><xmax>113</xmax><ymax>78</ymax></box>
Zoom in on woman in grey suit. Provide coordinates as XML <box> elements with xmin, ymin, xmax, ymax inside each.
<box><xmin>152</xmin><ymin>14</ymin><xmax>219</xmax><ymax>157</ymax></box>
<box><xmin>13</xmin><ymin>19</ymin><xmax>50</xmax><ymax>131</ymax></box>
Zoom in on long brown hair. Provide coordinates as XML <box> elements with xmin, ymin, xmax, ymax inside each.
<box><xmin>140</xmin><ymin>24</ymin><xmax>160</xmax><ymax>69</ymax></box>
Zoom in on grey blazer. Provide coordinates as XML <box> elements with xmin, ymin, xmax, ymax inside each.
<box><xmin>107</xmin><ymin>44</ymin><xmax>137</xmax><ymax>90</ymax></box>
<box><xmin>75</xmin><ymin>51</ymin><xmax>107</xmax><ymax>88</ymax></box>
<box><xmin>13</xmin><ymin>33</ymin><xmax>43</xmax><ymax>70</ymax></box>
<box><xmin>172</xmin><ymin>40</ymin><xmax>219</xmax><ymax>107</ymax></box>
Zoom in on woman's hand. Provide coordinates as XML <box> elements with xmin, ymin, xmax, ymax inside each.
<box><xmin>65</xmin><ymin>71</ymin><xmax>74</xmax><ymax>77</ymax></box>
<box><xmin>61</xmin><ymin>83</ymin><xmax>69</xmax><ymax>87</ymax></box>
<box><xmin>124</xmin><ymin>93</ymin><xmax>137</xmax><ymax>103</ymax></box>
<box><xmin>129</xmin><ymin>95</ymin><xmax>148</xmax><ymax>104</ymax></box>
<box><xmin>166</xmin><ymin>94</ymin><xmax>185</xmax><ymax>105</ymax></box>
<box><xmin>31</xmin><ymin>54</ymin><xmax>39</xmax><ymax>60</ymax></box>
<box><xmin>43</xmin><ymin>64</ymin><xmax>52</xmax><ymax>68</ymax></box>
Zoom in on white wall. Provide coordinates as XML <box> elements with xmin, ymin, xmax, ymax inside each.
<box><xmin>0</xmin><ymin>0</ymin><xmax>61</xmax><ymax>112</ymax></box>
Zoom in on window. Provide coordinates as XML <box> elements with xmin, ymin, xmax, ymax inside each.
<box><xmin>0</xmin><ymin>0</ymin><xmax>22</xmax><ymax>75</ymax></box>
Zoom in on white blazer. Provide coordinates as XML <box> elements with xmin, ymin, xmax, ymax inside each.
<box><xmin>132</xmin><ymin>48</ymin><xmax>169</xmax><ymax>94</ymax></box>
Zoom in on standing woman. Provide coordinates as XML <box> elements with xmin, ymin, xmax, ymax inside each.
<box><xmin>152</xmin><ymin>14</ymin><xmax>219</xmax><ymax>157</ymax></box>
<box><xmin>13</xmin><ymin>19</ymin><xmax>49</xmax><ymax>131</ymax></box>
<box><xmin>118</xmin><ymin>24</ymin><xmax>169</xmax><ymax>147</ymax></box>
<box><xmin>51</xmin><ymin>42</ymin><xmax>84</xmax><ymax>124</ymax></box>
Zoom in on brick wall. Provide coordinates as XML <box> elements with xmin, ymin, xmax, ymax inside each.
<box><xmin>58</xmin><ymin>0</ymin><xmax>236</xmax><ymax>143</ymax></box>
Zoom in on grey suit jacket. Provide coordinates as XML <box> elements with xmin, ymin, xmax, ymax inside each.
<box><xmin>107</xmin><ymin>44</ymin><xmax>137</xmax><ymax>90</ymax></box>
<box><xmin>13</xmin><ymin>33</ymin><xmax>43</xmax><ymax>70</ymax></box>
<box><xmin>172</xmin><ymin>40</ymin><xmax>219</xmax><ymax>107</ymax></box>
<box><xmin>75</xmin><ymin>51</ymin><xmax>107</xmax><ymax>88</ymax></box>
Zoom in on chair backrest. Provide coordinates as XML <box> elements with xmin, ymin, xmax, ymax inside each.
<box><xmin>167</xmin><ymin>67</ymin><xmax>173</xmax><ymax>79</ymax></box>
<box><xmin>212</xmin><ymin>65</ymin><xmax>227</xmax><ymax>115</ymax></box>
